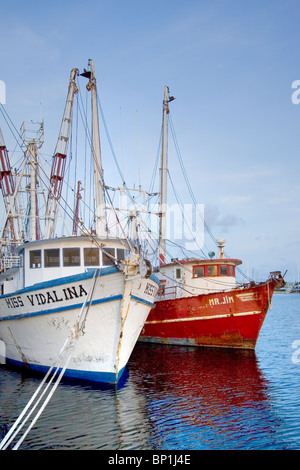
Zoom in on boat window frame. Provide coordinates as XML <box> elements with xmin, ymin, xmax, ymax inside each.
<box><xmin>175</xmin><ymin>268</ymin><xmax>182</xmax><ymax>279</ymax></box>
<box><xmin>84</xmin><ymin>247</ymin><xmax>100</xmax><ymax>266</ymax></box>
<box><xmin>220</xmin><ymin>265</ymin><xmax>228</xmax><ymax>276</ymax></box>
<box><xmin>29</xmin><ymin>249</ymin><xmax>42</xmax><ymax>269</ymax></box>
<box><xmin>207</xmin><ymin>265</ymin><xmax>218</xmax><ymax>276</ymax></box>
<box><xmin>116</xmin><ymin>248</ymin><xmax>128</xmax><ymax>263</ymax></box>
<box><xmin>44</xmin><ymin>248</ymin><xmax>60</xmax><ymax>268</ymax></box>
<box><xmin>193</xmin><ymin>266</ymin><xmax>205</xmax><ymax>278</ymax></box>
<box><xmin>192</xmin><ymin>264</ymin><xmax>236</xmax><ymax>278</ymax></box>
<box><xmin>63</xmin><ymin>247</ymin><xmax>81</xmax><ymax>267</ymax></box>
<box><xmin>102</xmin><ymin>248</ymin><xmax>116</xmax><ymax>266</ymax></box>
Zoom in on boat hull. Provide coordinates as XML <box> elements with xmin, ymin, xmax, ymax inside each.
<box><xmin>139</xmin><ymin>280</ymin><xmax>276</xmax><ymax>350</ymax></box>
<box><xmin>0</xmin><ymin>268</ymin><xmax>159</xmax><ymax>383</ymax></box>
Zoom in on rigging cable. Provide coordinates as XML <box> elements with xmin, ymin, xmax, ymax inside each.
<box><xmin>0</xmin><ymin>268</ymin><xmax>100</xmax><ymax>450</ymax></box>
<box><xmin>168</xmin><ymin>111</ymin><xmax>252</xmax><ymax>282</ymax></box>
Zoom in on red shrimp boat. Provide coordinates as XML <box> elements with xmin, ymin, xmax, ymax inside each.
<box><xmin>139</xmin><ymin>87</ymin><xmax>285</xmax><ymax>349</ymax></box>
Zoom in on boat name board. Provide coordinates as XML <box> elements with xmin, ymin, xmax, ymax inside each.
<box><xmin>3</xmin><ymin>284</ymin><xmax>88</xmax><ymax>310</ymax></box>
<box><xmin>144</xmin><ymin>282</ymin><xmax>158</xmax><ymax>297</ymax></box>
<box><xmin>209</xmin><ymin>295</ymin><xmax>234</xmax><ymax>306</ymax></box>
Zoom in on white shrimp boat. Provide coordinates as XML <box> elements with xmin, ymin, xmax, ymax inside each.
<box><xmin>0</xmin><ymin>61</ymin><xmax>159</xmax><ymax>384</ymax></box>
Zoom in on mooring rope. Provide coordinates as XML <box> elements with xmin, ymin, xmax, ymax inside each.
<box><xmin>0</xmin><ymin>268</ymin><xmax>100</xmax><ymax>450</ymax></box>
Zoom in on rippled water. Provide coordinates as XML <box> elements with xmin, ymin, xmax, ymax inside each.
<box><xmin>0</xmin><ymin>294</ymin><xmax>299</xmax><ymax>450</ymax></box>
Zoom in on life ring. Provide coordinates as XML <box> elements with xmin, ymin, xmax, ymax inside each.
<box><xmin>140</xmin><ymin>259</ymin><xmax>152</xmax><ymax>278</ymax></box>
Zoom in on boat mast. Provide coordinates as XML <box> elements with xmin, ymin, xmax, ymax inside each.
<box><xmin>44</xmin><ymin>68</ymin><xmax>78</xmax><ymax>239</ymax></box>
<box><xmin>73</xmin><ymin>180</ymin><xmax>82</xmax><ymax>235</ymax></box>
<box><xmin>28</xmin><ymin>141</ymin><xmax>39</xmax><ymax>241</ymax></box>
<box><xmin>85</xmin><ymin>59</ymin><xmax>106</xmax><ymax>238</ymax></box>
<box><xmin>159</xmin><ymin>86</ymin><xmax>174</xmax><ymax>265</ymax></box>
<box><xmin>0</xmin><ymin>126</ymin><xmax>20</xmax><ymax>245</ymax></box>
<box><xmin>20</xmin><ymin>120</ymin><xmax>44</xmax><ymax>242</ymax></box>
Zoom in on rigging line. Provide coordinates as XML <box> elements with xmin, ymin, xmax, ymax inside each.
<box><xmin>134</xmin><ymin>214</ymin><xmax>199</xmax><ymax>268</ymax></box>
<box><xmin>120</xmin><ymin>107</ymin><xmax>125</xmax><ymax>184</ymax></box>
<box><xmin>75</xmin><ymin>83</ymin><xmax>112</xmax><ymax>227</ymax></box>
<box><xmin>73</xmin><ymin>93</ymin><xmax>79</xmax><ymax>213</ymax></box>
<box><xmin>168</xmin><ymin>111</ymin><xmax>252</xmax><ymax>280</ymax></box>
<box><xmin>78</xmin><ymin>80</ymin><xmax>139</xmax><ymax>217</ymax></box>
<box><xmin>148</xmin><ymin>126</ymin><xmax>162</xmax><ymax>196</ymax></box>
<box><xmin>168</xmin><ymin>170</ymin><xmax>208</xmax><ymax>258</ymax></box>
<box><xmin>168</xmin><ymin>112</ymin><xmax>218</xmax><ymax>247</ymax></box>
<box><xmin>96</xmin><ymin>92</ymin><xmax>125</xmax><ymax>186</ymax></box>
<box><xmin>149</xmin><ymin>117</ymin><xmax>212</xmax><ymax>259</ymax></box>
<box><xmin>136</xmin><ymin>110</ymin><xmax>141</xmax><ymax>189</ymax></box>
<box><xmin>76</xmin><ymin>77</ymin><xmax>96</xmax><ymax>220</ymax></box>
<box><xmin>84</xmin><ymin>89</ymin><xmax>88</xmax><ymax>222</ymax></box>
<box><xmin>103</xmin><ymin>190</ymin><xmax>133</xmax><ymax>250</ymax></box>
<box><xmin>0</xmin><ymin>105</ymin><xmax>76</xmax><ymax>237</ymax></box>
<box><xmin>1</xmin><ymin>268</ymin><xmax>100</xmax><ymax>450</ymax></box>
<box><xmin>161</xmin><ymin>270</ymin><xmax>245</xmax><ymax>293</ymax></box>
<box><xmin>0</xmin><ymin>105</ymin><xmax>26</xmax><ymax>150</ymax></box>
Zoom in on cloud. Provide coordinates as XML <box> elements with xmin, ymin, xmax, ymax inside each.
<box><xmin>205</xmin><ymin>204</ymin><xmax>245</xmax><ymax>232</ymax></box>
<box><xmin>218</xmin><ymin>195</ymin><xmax>252</xmax><ymax>205</ymax></box>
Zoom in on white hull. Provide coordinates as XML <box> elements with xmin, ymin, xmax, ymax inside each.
<box><xmin>0</xmin><ymin>267</ymin><xmax>159</xmax><ymax>383</ymax></box>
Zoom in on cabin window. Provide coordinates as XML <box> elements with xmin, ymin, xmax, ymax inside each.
<box><xmin>175</xmin><ymin>268</ymin><xmax>182</xmax><ymax>279</ymax></box>
<box><xmin>229</xmin><ymin>265</ymin><xmax>235</xmax><ymax>276</ymax></box>
<box><xmin>207</xmin><ymin>265</ymin><xmax>218</xmax><ymax>276</ymax></box>
<box><xmin>30</xmin><ymin>250</ymin><xmax>41</xmax><ymax>268</ymax></box>
<box><xmin>84</xmin><ymin>248</ymin><xmax>99</xmax><ymax>266</ymax></box>
<box><xmin>102</xmin><ymin>248</ymin><xmax>115</xmax><ymax>266</ymax></box>
<box><xmin>0</xmin><ymin>284</ymin><xmax>4</xmax><ymax>295</ymax></box>
<box><xmin>63</xmin><ymin>248</ymin><xmax>80</xmax><ymax>267</ymax></box>
<box><xmin>160</xmin><ymin>280</ymin><xmax>166</xmax><ymax>296</ymax></box>
<box><xmin>193</xmin><ymin>266</ymin><xmax>205</xmax><ymax>278</ymax></box>
<box><xmin>44</xmin><ymin>249</ymin><xmax>60</xmax><ymax>267</ymax></box>
<box><xmin>220</xmin><ymin>265</ymin><xmax>228</xmax><ymax>276</ymax></box>
<box><xmin>116</xmin><ymin>248</ymin><xmax>127</xmax><ymax>262</ymax></box>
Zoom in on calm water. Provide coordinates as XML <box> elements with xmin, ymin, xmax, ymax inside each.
<box><xmin>0</xmin><ymin>294</ymin><xmax>299</xmax><ymax>450</ymax></box>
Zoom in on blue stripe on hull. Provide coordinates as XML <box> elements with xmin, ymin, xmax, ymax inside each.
<box><xmin>0</xmin><ymin>266</ymin><xmax>119</xmax><ymax>299</ymax></box>
<box><xmin>0</xmin><ymin>294</ymin><xmax>155</xmax><ymax>322</ymax></box>
<box><xmin>0</xmin><ymin>294</ymin><xmax>123</xmax><ymax>322</ymax></box>
<box><xmin>0</xmin><ymin>269</ymin><xmax>160</xmax><ymax>299</ymax></box>
<box><xmin>6</xmin><ymin>357</ymin><xmax>126</xmax><ymax>384</ymax></box>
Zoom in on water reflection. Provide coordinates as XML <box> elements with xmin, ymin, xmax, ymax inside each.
<box><xmin>127</xmin><ymin>344</ymin><xmax>279</xmax><ymax>449</ymax></box>
<box><xmin>0</xmin><ymin>341</ymin><xmax>289</xmax><ymax>449</ymax></box>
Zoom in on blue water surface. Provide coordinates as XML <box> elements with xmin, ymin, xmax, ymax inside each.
<box><xmin>0</xmin><ymin>294</ymin><xmax>299</xmax><ymax>450</ymax></box>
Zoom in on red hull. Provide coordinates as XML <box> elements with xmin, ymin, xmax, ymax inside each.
<box><xmin>140</xmin><ymin>280</ymin><xmax>277</xmax><ymax>350</ymax></box>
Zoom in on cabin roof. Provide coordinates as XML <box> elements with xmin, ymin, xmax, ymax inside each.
<box><xmin>161</xmin><ymin>258</ymin><xmax>242</xmax><ymax>268</ymax></box>
<box><xmin>14</xmin><ymin>236</ymin><xmax>130</xmax><ymax>253</ymax></box>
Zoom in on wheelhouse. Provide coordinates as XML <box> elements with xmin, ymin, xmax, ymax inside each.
<box><xmin>0</xmin><ymin>236</ymin><xmax>130</xmax><ymax>294</ymax></box>
<box><xmin>157</xmin><ymin>258</ymin><xmax>242</xmax><ymax>299</ymax></box>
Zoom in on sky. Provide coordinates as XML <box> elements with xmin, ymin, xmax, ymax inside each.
<box><xmin>0</xmin><ymin>0</ymin><xmax>300</xmax><ymax>282</ymax></box>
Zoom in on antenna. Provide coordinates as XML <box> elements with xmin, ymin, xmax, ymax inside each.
<box><xmin>216</xmin><ymin>239</ymin><xmax>226</xmax><ymax>259</ymax></box>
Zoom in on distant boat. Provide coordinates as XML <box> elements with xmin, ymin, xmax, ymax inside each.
<box><xmin>291</xmin><ymin>284</ymin><xmax>300</xmax><ymax>293</ymax></box>
<box><xmin>274</xmin><ymin>284</ymin><xmax>293</xmax><ymax>294</ymax></box>
<box><xmin>139</xmin><ymin>86</ymin><xmax>285</xmax><ymax>349</ymax></box>
<box><xmin>0</xmin><ymin>61</ymin><xmax>159</xmax><ymax>384</ymax></box>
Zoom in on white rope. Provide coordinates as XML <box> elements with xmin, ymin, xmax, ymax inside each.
<box><xmin>267</xmin><ymin>280</ymin><xmax>272</xmax><ymax>310</ymax></box>
<box><xmin>0</xmin><ymin>268</ymin><xmax>99</xmax><ymax>450</ymax></box>
<box><xmin>0</xmin><ymin>340</ymin><xmax>69</xmax><ymax>450</ymax></box>
<box><xmin>12</xmin><ymin>355</ymin><xmax>72</xmax><ymax>450</ymax></box>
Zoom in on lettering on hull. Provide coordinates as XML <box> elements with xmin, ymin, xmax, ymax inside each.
<box><xmin>209</xmin><ymin>295</ymin><xmax>234</xmax><ymax>306</ymax></box>
<box><xmin>4</xmin><ymin>284</ymin><xmax>88</xmax><ymax>310</ymax></box>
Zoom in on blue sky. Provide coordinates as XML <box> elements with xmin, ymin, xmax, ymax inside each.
<box><xmin>0</xmin><ymin>0</ymin><xmax>300</xmax><ymax>282</ymax></box>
